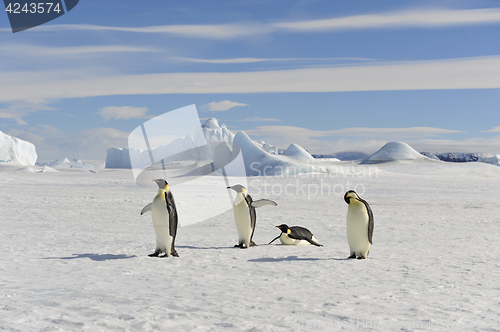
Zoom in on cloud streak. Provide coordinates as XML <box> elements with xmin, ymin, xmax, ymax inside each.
<box><xmin>274</xmin><ymin>8</ymin><xmax>500</xmax><ymax>32</ymax></box>
<box><xmin>2</xmin><ymin>56</ymin><xmax>500</xmax><ymax>102</ymax></box>
<box><xmin>176</xmin><ymin>56</ymin><xmax>374</xmax><ymax>64</ymax></box>
<box><xmin>4</xmin><ymin>8</ymin><xmax>500</xmax><ymax>39</ymax></box>
<box><xmin>0</xmin><ymin>44</ymin><xmax>158</xmax><ymax>56</ymax></box>
<box><xmin>203</xmin><ymin>100</ymin><xmax>248</xmax><ymax>111</ymax></box>
<box><xmin>99</xmin><ymin>106</ymin><xmax>150</xmax><ymax>121</ymax></box>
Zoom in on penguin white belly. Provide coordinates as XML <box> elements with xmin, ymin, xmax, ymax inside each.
<box><xmin>233</xmin><ymin>198</ymin><xmax>252</xmax><ymax>247</ymax></box>
<box><xmin>151</xmin><ymin>195</ymin><xmax>173</xmax><ymax>256</ymax></box>
<box><xmin>347</xmin><ymin>202</ymin><xmax>371</xmax><ymax>256</ymax></box>
<box><xmin>280</xmin><ymin>233</ymin><xmax>318</xmax><ymax>246</ymax></box>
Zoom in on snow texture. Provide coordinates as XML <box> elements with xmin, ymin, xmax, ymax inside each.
<box><xmin>1</xmin><ymin>161</ymin><xmax>499</xmax><ymax>331</ymax></box>
<box><xmin>0</xmin><ymin>130</ymin><xmax>37</xmax><ymax>165</ymax></box>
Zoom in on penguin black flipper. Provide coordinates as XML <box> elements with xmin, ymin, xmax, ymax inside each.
<box><xmin>288</xmin><ymin>226</ymin><xmax>322</xmax><ymax>246</ymax></box>
<box><xmin>140</xmin><ymin>203</ymin><xmax>152</xmax><ymax>215</ymax></box>
<box><xmin>359</xmin><ymin>198</ymin><xmax>374</xmax><ymax>245</ymax></box>
<box><xmin>251</xmin><ymin>199</ymin><xmax>277</xmax><ymax>208</ymax></box>
<box><xmin>268</xmin><ymin>235</ymin><xmax>281</xmax><ymax>245</ymax></box>
<box><xmin>245</xmin><ymin>194</ymin><xmax>257</xmax><ymax>245</ymax></box>
<box><xmin>165</xmin><ymin>191</ymin><xmax>179</xmax><ymax>257</ymax></box>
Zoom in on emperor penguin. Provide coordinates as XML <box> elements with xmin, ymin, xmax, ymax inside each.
<box><xmin>227</xmin><ymin>185</ymin><xmax>277</xmax><ymax>248</ymax></box>
<box><xmin>141</xmin><ymin>179</ymin><xmax>179</xmax><ymax>257</ymax></box>
<box><xmin>269</xmin><ymin>224</ymin><xmax>322</xmax><ymax>246</ymax></box>
<box><xmin>344</xmin><ymin>190</ymin><xmax>374</xmax><ymax>259</ymax></box>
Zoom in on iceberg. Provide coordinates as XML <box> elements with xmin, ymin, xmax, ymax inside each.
<box><xmin>0</xmin><ymin>131</ymin><xmax>37</xmax><ymax>166</ymax></box>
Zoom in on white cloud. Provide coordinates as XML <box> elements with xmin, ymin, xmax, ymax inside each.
<box><xmin>484</xmin><ymin>126</ymin><xmax>500</xmax><ymax>133</ymax></box>
<box><xmin>0</xmin><ymin>44</ymin><xmax>158</xmax><ymax>56</ymax></box>
<box><xmin>99</xmin><ymin>106</ymin><xmax>150</xmax><ymax>121</ymax></box>
<box><xmin>204</xmin><ymin>100</ymin><xmax>248</xmax><ymax>111</ymax></box>
<box><xmin>9</xmin><ymin>8</ymin><xmax>500</xmax><ymax>39</ymax></box>
<box><xmin>241</xmin><ymin>117</ymin><xmax>281</xmax><ymax>122</ymax></box>
<box><xmin>2</xmin><ymin>55</ymin><xmax>500</xmax><ymax>102</ymax></box>
<box><xmin>273</xmin><ymin>8</ymin><xmax>500</xmax><ymax>32</ymax></box>
<box><xmin>23</xmin><ymin>23</ymin><xmax>270</xmax><ymax>40</ymax></box>
<box><xmin>176</xmin><ymin>57</ymin><xmax>374</xmax><ymax>64</ymax></box>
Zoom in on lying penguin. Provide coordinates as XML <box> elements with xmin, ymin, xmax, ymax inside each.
<box><xmin>269</xmin><ymin>224</ymin><xmax>322</xmax><ymax>246</ymax></box>
<box><xmin>227</xmin><ymin>184</ymin><xmax>277</xmax><ymax>248</ymax></box>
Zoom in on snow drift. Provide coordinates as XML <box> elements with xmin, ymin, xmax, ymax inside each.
<box><xmin>362</xmin><ymin>142</ymin><xmax>432</xmax><ymax>164</ymax></box>
<box><xmin>234</xmin><ymin>131</ymin><xmax>324</xmax><ymax>176</ymax></box>
<box><xmin>0</xmin><ymin>131</ymin><xmax>37</xmax><ymax>165</ymax></box>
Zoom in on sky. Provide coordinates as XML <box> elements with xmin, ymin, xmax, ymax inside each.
<box><xmin>1</xmin><ymin>0</ymin><xmax>500</xmax><ymax>161</ymax></box>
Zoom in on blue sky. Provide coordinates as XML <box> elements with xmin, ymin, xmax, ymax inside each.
<box><xmin>1</xmin><ymin>0</ymin><xmax>500</xmax><ymax>161</ymax></box>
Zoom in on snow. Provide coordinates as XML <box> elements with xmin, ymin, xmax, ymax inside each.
<box><xmin>281</xmin><ymin>143</ymin><xmax>315</xmax><ymax>161</ymax></box>
<box><xmin>38</xmin><ymin>158</ymin><xmax>104</xmax><ymax>170</ymax></box>
<box><xmin>362</xmin><ymin>142</ymin><xmax>432</xmax><ymax>164</ymax></box>
<box><xmin>1</xmin><ymin>161</ymin><xmax>499</xmax><ymax>331</ymax></box>
<box><xmin>202</xmin><ymin>117</ymin><xmax>235</xmax><ymax>143</ymax></box>
<box><xmin>234</xmin><ymin>131</ymin><xmax>328</xmax><ymax>176</ymax></box>
<box><xmin>0</xmin><ymin>130</ymin><xmax>37</xmax><ymax>165</ymax></box>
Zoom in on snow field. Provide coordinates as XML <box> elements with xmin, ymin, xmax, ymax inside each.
<box><xmin>1</xmin><ymin>161</ymin><xmax>500</xmax><ymax>331</ymax></box>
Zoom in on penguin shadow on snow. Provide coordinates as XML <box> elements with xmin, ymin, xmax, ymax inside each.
<box><xmin>43</xmin><ymin>253</ymin><xmax>137</xmax><ymax>261</ymax></box>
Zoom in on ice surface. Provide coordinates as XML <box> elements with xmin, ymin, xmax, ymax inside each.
<box><xmin>0</xmin><ymin>130</ymin><xmax>37</xmax><ymax>165</ymax></box>
<box><xmin>1</xmin><ymin>161</ymin><xmax>500</xmax><ymax>331</ymax></box>
<box><xmin>363</xmin><ymin>142</ymin><xmax>432</xmax><ymax>163</ymax></box>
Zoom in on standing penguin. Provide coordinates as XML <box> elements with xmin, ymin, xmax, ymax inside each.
<box><xmin>141</xmin><ymin>179</ymin><xmax>179</xmax><ymax>257</ymax></box>
<box><xmin>269</xmin><ymin>224</ymin><xmax>322</xmax><ymax>246</ymax></box>
<box><xmin>344</xmin><ymin>190</ymin><xmax>373</xmax><ymax>259</ymax></box>
<box><xmin>227</xmin><ymin>184</ymin><xmax>277</xmax><ymax>248</ymax></box>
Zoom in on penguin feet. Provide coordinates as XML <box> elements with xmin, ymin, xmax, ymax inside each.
<box><xmin>356</xmin><ymin>256</ymin><xmax>366</xmax><ymax>260</ymax></box>
<box><xmin>249</xmin><ymin>241</ymin><xmax>257</xmax><ymax>247</ymax></box>
<box><xmin>148</xmin><ymin>249</ymin><xmax>161</xmax><ymax>257</ymax></box>
<box><xmin>234</xmin><ymin>243</ymin><xmax>248</xmax><ymax>249</ymax></box>
<box><xmin>348</xmin><ymin>253</ymin><xmax>356</xmax><ymax>259</ymax></box>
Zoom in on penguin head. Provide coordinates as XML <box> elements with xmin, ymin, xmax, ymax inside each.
<box><xmin>153</xmin><ymin>179</ymin><xmax>168</xmax><ymax>190</ymax></box>
<box><xmin>276</xmin><ymin>224</ymin><xmax>290</xmax><ymax>233</ymax></box>
<box><xmin>344</xmin><ymin>190</ymin><xmax>359</xmax><ymax>204</ymax></box>
<box><xmin>227</xmin><ymin>184</ymin><xmax>247</xmax><ymax>194</ymax></box>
